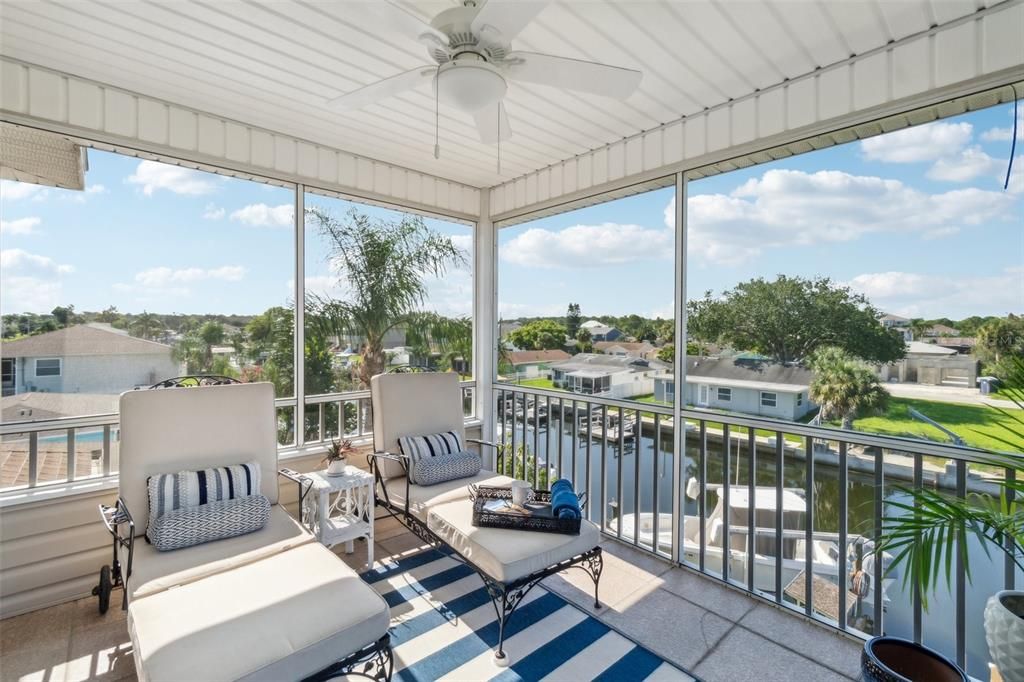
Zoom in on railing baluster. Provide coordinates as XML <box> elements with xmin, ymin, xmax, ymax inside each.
<box><xmin>804</xmin><ymin>435</ymin><xmax>814</xmax><ymax>618</ymax></box>
<box><xmin>774</xmin><ymin>432</ymin><xmax>783</xmax><ymax>604</ymax></box>
<box><xmin>571</xmin><ymin>399</ymin><xmax>578</xmax><ymax>487</ymax></box>
<box><xmin>499</xmin><ymin>390</ymin><xmax>506</xmax><ymax>473</ymax></box>
<box><xmin>585</xmin><ymin>401</ymin><xmax>592</xmax><ymax>523</ymax></box>
<box><xmin>556</xmin><ymin>398</ymin><xmax>563</xmax><ymax>482</ymax></box>
<box><xmin>1007</xmin><ymin>467</ymin><xmax>1017</xmax><ymax>591</ymax></box>
<box><xmin>319</xmin><ymin>403</ymin><xmax>326</xmax><ymax>442</ymax></box>
<box><xmin>913</xmin><ymin>452</ymin><xmax>923</xmax><ymax>643</ymax></box>
<box><xmin>510</xmin><ymin>392</ymin><xmax>518</xmax><ymax>478</ymax></box>
<box><xmin>633</xmin><ymin>407</ymin><xmax>641</xmax><ymax>548</ymax></box>
<box><xmin>533</xmin><ymin>394</ymin><xmax>540</xmax><ymax>488</ymax></box>
<box><xmin>838</xmin><ymin>441</ymin><xmax>848</xmax><ymax>630</ymax></box>
<box><xmin>873</xmin><ymin>450</ymin><xmax>884</xmax><ymax>636</ymax></box>
<box><xmin>955</xmin><ymin>459</ymin><xmax>966</xmax><ymax>670</ymax></box>
<box><xmin>28</xmin><ymin>432</ymin><xmax>38</xmax><ymax>488</ymax></box>
<box><xmin>545</xmin><ymin>396</ymin><xmax>552</xmax><ymax>482</ymax></box>
<box><xmin>699</xmin><ymin>420</ymin><xmax>707</xmax><ymax>572</ymax></box>
<box><xmin>521</xmin><ymin>392</ymin><xmax>528</xmax><ymax>481</ymax></box>
<box><xmin>600</xmin><ymin>404</ymin><xmax>607</xmax><ymax>532</ymax></box>
<box><xmin>747</xmin><ymin>428</ymin><xmax>756</xmax><ymax>593</ymax></box>
<box><xmin>653</xmin><ymin>414</ymin><xmax>661</xmax><ymax>555</ymax></box>
<box><xmin>617</xmin><ymin>405</ymin><xmax>624</xmax><ymax>540</ymax></box>
<box><xmin>67</xmin><ymin>428</ymin><xmax>76</xmax><ymax>482</ymax></box>
<box><xmin>103</xmin><ymin>425</ymin><xmax>112</xmax><ymax>477</ymax></box>
<box><xmin>722</xmin><ymin>423</ymin><xmax>731</xmax><ymax>583</ymax></box>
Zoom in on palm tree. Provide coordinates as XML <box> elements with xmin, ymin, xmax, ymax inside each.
<box><xmin>809</xmin><ymin>346</ymin><xmax>889</xmax><ymax>429</ymax></box>
<box><xmin>130</xmin><ymin>311</ymin><xmax>162</xmax><ymax>340</ymax></box>
<box><xmin>305</xmin><ymin>208</ymin><xmax>466</xmax><ymax>388</ymax></box>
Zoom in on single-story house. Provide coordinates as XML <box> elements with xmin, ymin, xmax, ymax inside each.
<box><xmin>878</xmin><ymin>341</ymin><xmax>979</xmax><ymax>387</ymax></box>
<box><xmin>932</xmin><ymin>337</ymin><xmax>976</xmax><ymax>355</ymax></box>
<box><xmin>925</xmin><ymin>324</ymin><xmax>960</xmax><ymax>337</ymax></box>
<box><xmin>505</xmin><ymin>349</ymin><xmax>571</xmax><ymax>379</ymax></box>
<box><xmin>653</xmin><ymin>357</ymin><xmax>817</xmax><ymax>421</ymax></box>
<box><xmin>593</xmin><ymin>341</ymin><xmax>657</xmax><ymax>360</ymax></box>
<box><xmin>550</xmin><ymin>353</ymin><xmax>670</xmax><ymax>399</ymax></box>
<box><xmin>1</xmin><ymin>325</ymin><xmax>181</xmax><ymax>396</ymax></box>
<box><xmin>580</xmin><ymin>320</ymin><xmax>623</xmax><ymax>343</ymax></box>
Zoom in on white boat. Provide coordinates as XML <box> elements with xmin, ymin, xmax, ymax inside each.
<box><xmin>611</xmin><ymin>477</ymin><xmax>892</xmax><ymax>610</ymax></box>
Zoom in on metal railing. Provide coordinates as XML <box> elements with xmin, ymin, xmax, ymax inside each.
<box><xmin>0</xmin><ymin>381</ymin><xmax>476</xmax><ymax>490</ymax></box>
<box><xmin>494</xmin><ymin>383</ymin><xmax>1021</xmax><ymax>675</ymax></box>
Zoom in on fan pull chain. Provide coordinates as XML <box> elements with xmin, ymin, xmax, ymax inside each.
<box><xmin>496</xmin><ymin>104</ymin><xmax>501</xmax><ymax>175</ymax></box>
<box><xmin>434</xmin><ymin>66</ymin><xmax>441</xmax><ymax>160</ymax></box>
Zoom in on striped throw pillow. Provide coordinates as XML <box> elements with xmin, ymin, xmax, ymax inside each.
<box><xmin>398</xmin><ymin>431</ymin><xmax>464</xmax><ymax>484</ymax></box>
<box><xmin>148</xmin><ymin>495</ymin><xmax>271</xmax><ymax>552</ymax></box>
<box><xmin>146</xmin><ymin>461</ymin><xmax>261</xmax><ymax>536</ymax></box>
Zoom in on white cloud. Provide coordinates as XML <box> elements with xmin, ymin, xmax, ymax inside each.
<box><xmin>126</xmin><ymin>160</ymin><xmax>217</xmax><ymax>196</ymax></box>
<box><xmin>981</xmin><ymin>107</ymin><xmax>1024</xmax><ymax>142</ymax></box>
<box><xmin>860</xmin><ymin>121</ymin><xmax>973</xmax><ymax>163</ymax></box>
<box><xmin>202</xmin><ymin>203</ymin><xmax>226</xmax><ymax>220</ymax></box>
<box><xmin>678</xmin><ymin>168</ymin><xmax>1016</xmax><ymax>265</ymax></box>
<box><xmin>926</xmin><ymin>146</ymin><xmax>1001</xmax><ymax>182</ymax></box>
<box><xmin>501</xmin><ymin>223</ymin><xmax>672</xmax><ymax>269</ymax></box>
<box><xmin>0</xmin><ymin>248</ymin><xmax>74</xmax><ymax>274</ymax></box>
<box><xmin>85</xmin><ymin>184</ymin><xmax>107</xmax><ymax>194</ymax></box>
<box><xmin>0</xmin><ymin>180</ymin><xmax>47</xmax><ymax>202</ymax></box>
<box><xmin>230</xmin><ymin>203</ymin><xmax>294</xmax><ymax>227</ymax></box>
<box><xmin>0</xmin><ymin>217</ymin><xmax>41</xmax><ymax>235</ymax></box>
<box><xmin>450</xmin><ymin>233</ymin><xmax>473</xmax><ymax>258</ymax></box>
<box><xmin>498</xmin><ymin>301</ymin><xmax>565</xmax><ymax>318</ymax></box>
<box><xmin>847</xmin><ymin>268</ymin><xmax>1024</xmax><ymax>319</ymax></box>
<box><xmin>0</xmin><ymin>248</ymin><xmax>74</xmax><ymax>314</ymax></box>
<box><xmin>134</xmin><ymin>265</ymin><xmax>246</xmax><ymax>288</ymax></box>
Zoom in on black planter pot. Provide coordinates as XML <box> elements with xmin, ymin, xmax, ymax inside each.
<box><xmin>861</xmin><ymin>636</ymin><xmax>968</xmax><ymax>682</ymax></box>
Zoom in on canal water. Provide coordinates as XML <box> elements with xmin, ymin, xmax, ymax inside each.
<box><xmin>501</xmin><ymin>410</ymin><xmax>1017</xmax><ymax>679</ymax></box>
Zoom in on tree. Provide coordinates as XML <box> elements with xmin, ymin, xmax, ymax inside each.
<box><xmin>908</xmin><ymin>318</ymin><xmax>929</xmax><ymax>341</ymax></box>
<box><xmin>51</xmin><ymin>305</ymin><xmax>75</xmax><ymax>328</ymax></box>
<box><xmin>130</xmin><ymin>311</ymin><xmax>162</xmax><ymax>340</ymax></box>
<box><xmin>687</xmin><ymin>276</ymin><xmax>906</xmax><ymax>364</ymax></box>
<box><xmin>809</xmin><ymin>346</ymin><xmax>889</xmax><ymax>429</ymax></box>
<box><xmin>575</xmin><ymin>327</ymin><xmax>593</xmax><ymax>354</ymax></box>
<box><xmin>565</xmin><ymin>303</ymin><xmax>582</xmax><ymax>339</ymax></box>
<box><xmin>657</xmin><ymin>345</ymin><xmax>674</xmax><ymax>363</ymax></box>
<box><xmin>97</xmin><ymin>306</ymin><xmax>120</xmax><ymax>323</ymax></box>
<box><xmin>506</xmin><ymin>319</ymin><xmax>568</xmax><ymax>351</ymax></box>
<box><xmin>976</xmin><ymin>316</ymin><xmax>1024</xmax><ymax>365</ymax></box>
<box><xmin>305</xmin><ymin>208</ymin><xmax>466</xmax><ymax>388</ymax></box>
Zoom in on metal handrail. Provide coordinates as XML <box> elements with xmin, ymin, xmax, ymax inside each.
<box><xmin>495</xmin><ymin>381</ymin><xmax>1020</xmax><ymax>465</ymax></box>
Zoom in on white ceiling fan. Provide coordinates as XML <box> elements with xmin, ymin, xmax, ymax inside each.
<box><xmin>327</xmin><ymin>0</ymin><xmax>643</xmax><ymax>151</ymax></box>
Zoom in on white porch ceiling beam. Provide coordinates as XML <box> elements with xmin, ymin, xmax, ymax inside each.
<box><xmin>488</xmin><ymin>1</ymin><xmax>1024</xmax><ymax>223</ymax></box>
<box><xmin>0</xmin><ymin>57</ymin><xmax>481</xmax><ymax>222</ymax></box>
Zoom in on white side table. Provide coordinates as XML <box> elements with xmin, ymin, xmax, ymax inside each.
<box><xmin>301</xmin><ymin>465</ymin><xmax>375</xmax><ymax>568</ymax></box>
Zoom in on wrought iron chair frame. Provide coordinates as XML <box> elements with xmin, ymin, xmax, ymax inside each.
<box><xmin>367</xmin><ymin>444</ymin><xmax>603</xmax><ymax>662</ymax></box>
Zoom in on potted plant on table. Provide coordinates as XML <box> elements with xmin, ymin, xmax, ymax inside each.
<box><xmin>322</xmin><ymin>438</ymin><xmax>355</xmax><ymax>476</ymax></box>
<box><xmin>874</xmin><ymin>356</ymin><xmax>1023</xmax><ymax>682</ymax></box>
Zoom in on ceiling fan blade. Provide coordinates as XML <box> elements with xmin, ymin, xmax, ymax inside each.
<box><xmin>471</xmin><ymin>0</ymin><xmax>548</xmax><ymax>42</ymax></box>
<box><xmin>326</xmin><ymin>67</ymin><xmax>435</xmax><ymax>110</ymax></box>
<box><xmin>373</xmin><ymin>1</ymin><xmax>449</xmax><ymax>47</ymax></box>
<box><xmin>473</xmin><ymin>101</ymin><xmax>512</xmax><ymax>144</ymax></box>
<box><xmin>505</xmin><ymin>52</ymin><xmax>642</xmax><ymax>99</ymax></box>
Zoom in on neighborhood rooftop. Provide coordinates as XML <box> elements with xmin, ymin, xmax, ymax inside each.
<box><xmin>0</xmin><ymin>325</ymin><xmax>172</xmax><ymax>358</ymax></box>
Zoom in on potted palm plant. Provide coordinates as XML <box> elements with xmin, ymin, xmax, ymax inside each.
<box><xmin>877</xmin><ymin>356</ymin><xmax>1024</xmax><ymax>681</ymax></box>
<box><xmin>322</xmin><ymin>438</ymin><xmax>355</xmax><ymax>476</ymax></box>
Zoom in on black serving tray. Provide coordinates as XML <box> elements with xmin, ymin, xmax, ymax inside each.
<box><xmin>469</xmin><ymin>485</ymin><xmax>584</xmax><ymax>535</ymax></box>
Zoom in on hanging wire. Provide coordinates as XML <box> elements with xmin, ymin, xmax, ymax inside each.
<box><xmin>434</xmin><ymin>65</ymin><xmax>441</xmax><ymax>160</ymax></box>
<box><xmin>1003</xmin><ymin>83</ymin><xmax>1019</xmax><ymax>191</ymax></box>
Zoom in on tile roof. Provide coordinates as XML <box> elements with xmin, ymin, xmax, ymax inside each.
<box><xmin>506</xmin><ymin>349</ymin><xmax>572</xmax><ymax>365</ymax></box>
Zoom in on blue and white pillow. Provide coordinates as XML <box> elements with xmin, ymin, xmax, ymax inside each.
<box><xmin>148</xmin><ymin>495</ymin><xmax>271</xmax><ymax>552</ymax></box>
<box><xmin>415</xmin><ymin>451</ymin><xmax>482</xmax><ymax>486</ymax></box>
<box><xmin>398</xmin><ymin>432</ymin><xmax>464</xmax><ymax>484</ymax></box>
<box><xmin>147</xmin><ymin>461</ymin><xmax>261</xmax><ymax>536</ymax></box>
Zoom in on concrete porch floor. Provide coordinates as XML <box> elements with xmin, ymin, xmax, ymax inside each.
<box><xmin>0</xmin><ymin>515</ymin><xmax>862</xmax><ymax>681</ymax></box>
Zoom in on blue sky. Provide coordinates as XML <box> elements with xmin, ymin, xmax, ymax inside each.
<box><xmin>498</xmin><ymin>104</ymin><xmax>1023</xmax><ymax>321</ymax></box>
<box><xmin>1</xmin><ymin>104</ymin><xmax>1021</xmax><ymax>321</ymax></box>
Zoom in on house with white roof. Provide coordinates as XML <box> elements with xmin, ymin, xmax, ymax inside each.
<box><xmin>580</xmin><ymin>320</ymin><xmax>623</xmax><ymax>343</ymax></box>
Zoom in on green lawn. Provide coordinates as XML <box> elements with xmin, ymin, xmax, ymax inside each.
<box><xmin>515</xmin><ymin>378</ymin><xmax>556</xmax><ymax>390</ymax></box>
<box><xmin>839</xmin><ymin>397</ymin><xmax>1023</xmax><ymax>454</ymax></box>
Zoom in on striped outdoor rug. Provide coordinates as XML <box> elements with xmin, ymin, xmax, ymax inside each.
<box><xmin>361</xmin><ymin>547</ymin><xmax>697</xmax><ymax>682</ymax></box>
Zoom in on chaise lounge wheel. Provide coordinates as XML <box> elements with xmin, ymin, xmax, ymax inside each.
<box><xmin>92</xmin><ymin>565</ymin><xmax>112</xmax><ymax>614</ymax></box>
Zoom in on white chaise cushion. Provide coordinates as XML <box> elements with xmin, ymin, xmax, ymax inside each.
<box><xmin>126</xmin><ymin>504</ymin><xmax>312</xmax><ymax>599</ymax></box>
<box><xmin>128</xmin><ymin>542</ymin><xmax>391</xmax><ymax>682</ymax></box>
<box><xmin>427</xmin><ymin>500</ymin><xmax>601</xmax><ymax>583</ymax></box>
<box><xmin>385</xmin><ymin>469</ymin><xmax>514</xmax><ymax>520</ymax></box>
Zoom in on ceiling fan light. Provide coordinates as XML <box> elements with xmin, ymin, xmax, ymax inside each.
<box><xmin>434</xmin><ymin>61</ymin><xmax>507</xmax><ymax>113</ymax></box>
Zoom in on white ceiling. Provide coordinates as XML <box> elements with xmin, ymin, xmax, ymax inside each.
<box><xmin>0</xmin><ymin>0</ymin><xmax>1004</xmax><ymax>189</ymax></box>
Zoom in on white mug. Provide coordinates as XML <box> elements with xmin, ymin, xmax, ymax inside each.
<box><xmin>510</xmin><ymin>480</ymin><xmax>532</xmax><ymax>506</ymax></box>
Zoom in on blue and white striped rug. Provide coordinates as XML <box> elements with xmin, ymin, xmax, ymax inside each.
<box><xmin>362</xmin><ymin>548</ymin><xmax>697</xmax><ymax>681</ymax></box>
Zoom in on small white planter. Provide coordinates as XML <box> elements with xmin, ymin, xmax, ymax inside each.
<box><xmin>985</xmin><ymin>590</ymin><xmax>1024</xmax><ymax>682</ymax></box>
<box><xmin>326</xmin><ymin>459</ymin><xmax>347</xmax><ymax>476</ymax></box>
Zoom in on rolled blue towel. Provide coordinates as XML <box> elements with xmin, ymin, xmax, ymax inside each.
<box><xmin>550</xmin><ymin>478</ymin><xmax>581</xmax><ymax>520</ymax></box>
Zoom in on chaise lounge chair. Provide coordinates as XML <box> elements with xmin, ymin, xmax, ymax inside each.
<box><xmin>95</xmin><ymin>381</ymin><xmax>393</xmax><ymax>681</ymax></box>
<box><xmin>368</xmin><ymin>371</ymin><xmax>603</xmax><ymax>664</ymax></box>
